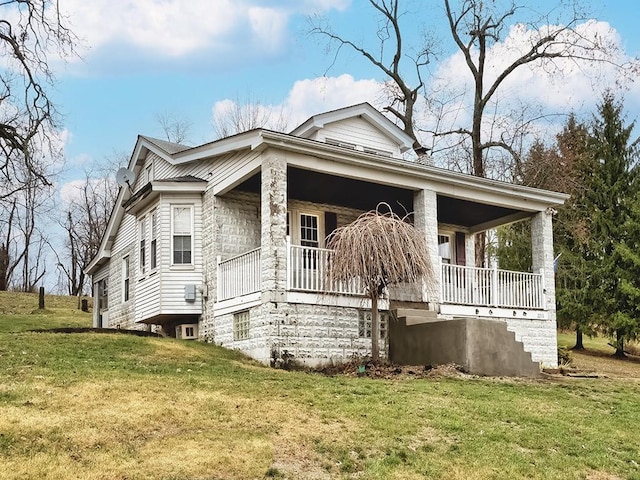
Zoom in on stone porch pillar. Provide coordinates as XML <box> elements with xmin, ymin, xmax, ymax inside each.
<box><xmin>261</xmin><ymin>155</ymin><xmax>288</xmax><ymax>299</ymax></box>
<box><xmin>414</xmin><ymin>189</ymin><xmax>441</xmax><ymax>305</ymax></box>
<box><xmin>531</xmin><ymin>210</ymin><xmax>556</xmax><ymax>319</ymax></box>
<box><xmin>465</xmin><ymin>233</ymin><xmax>476</xmax><ymax>268</ymax></box>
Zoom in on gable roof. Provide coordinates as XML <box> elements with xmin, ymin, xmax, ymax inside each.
<box><xmin>140</xmin><ymin>136</ymin><xmax>191</xmax><ymax>154</ymax></box>
<box><xmin>290</xmin><ymin>103</ymin><xmax>415</xmax><ymax>154</ymax></box>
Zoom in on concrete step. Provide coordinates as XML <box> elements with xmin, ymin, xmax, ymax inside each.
<box><xmin>394</xmin><ymin>308</ymin><xmax>438</xmax><ymax>326</ymax></box>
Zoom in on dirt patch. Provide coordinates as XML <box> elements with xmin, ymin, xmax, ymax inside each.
<box><xmin>315</xmin><ymin>359</ymin><xmax>468</xmax><ymax>380</ymax></box>
<box><xmin>28</xmin><ymin>327</ymin><xmax>161</xmax><ymax>337</ymax></box>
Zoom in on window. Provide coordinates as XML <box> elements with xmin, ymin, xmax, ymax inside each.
<box><xmin>139</xmin><ymin>220</ymin><xmax>147</xmax><ymax>274</ymax></box>
<box><xmin>358</xmin><ymin>310</ymin><xmax>388</xmax><ymax>339</ymax></box>
<box><xmin>184</xmin><ymin>326</ymin><xmax>195</xmax><ymax>338</ymax></box>
<box><xmin>233</xmin><ymin>311</ymin><xmax>250</xmax><ymax>341</ymax></box>
<box><xmin>150</xmin><ymin>210</ymin><xmax>158</xmax><ymax>270</ymax></box>
<box><xmin>145</xmin><ymin>163</ymin><xmax>153</xmax><ymax>183</ymax></box>
<box><xmin>300</xmin><ymin>214</ymin><xmax>319</xmax><ymax>248</ymax></box>
<box><xmin>438</xmin><ymin>234</ymin><xmax>452</xmax><ymax>264</ymax></box>
<box><xmin>97</xmin><ymin>278</ymin><xmax>109</xmax><ymax>310</ymax></box>
<box><xmin>172</xmin><ymin>206</ymin><xmax>192</xmax><ymax>264</ymax></box>
<box><xmin>123</xmin><ymin>256</ymin><xmax>130</xmax><ymax>302</ymax></box>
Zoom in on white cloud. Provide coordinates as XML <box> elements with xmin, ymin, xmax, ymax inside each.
<box><xmin>211</xmin><ymin>74</ymin><xmax>386</xmax><ymax>135</ymax></box>
<box><xmin>57</xmin><ymin>0</ymin><xmax>349</xmax><ymax>72</ymax></box>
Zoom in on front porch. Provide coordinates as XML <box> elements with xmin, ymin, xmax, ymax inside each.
<box><xmin>215</xmin><ymin>242</ymin><xmax>548</xmax><ymax>318</ymax></box>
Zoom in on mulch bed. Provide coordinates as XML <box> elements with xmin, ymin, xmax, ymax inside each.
<box><xmin>28</xmin><ymin>327</ymin><xmax>162</xmax><ymax>337</ymax></box>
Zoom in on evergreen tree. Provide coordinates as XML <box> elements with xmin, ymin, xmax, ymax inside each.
<box><xmin>579</xmin><ymin>92</ymin><xmax>640</xmax><ymax>356</ymax></box>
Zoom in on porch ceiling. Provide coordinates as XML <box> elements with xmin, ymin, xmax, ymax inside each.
<box><xmin>236</xmin><ymin>167</ymin><xmax>526</xmax><ymax>231</ymax></box>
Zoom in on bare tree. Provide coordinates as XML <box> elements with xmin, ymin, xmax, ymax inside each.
<box><xmin>309</xmin><ymin>0</ymin><xmax>434</xmax><ymax>155</ymax></box>
<box><xmin>0</xmin><ymin>0</ymin><xmax>76</xmax><ymax>192</ymax></box>
<box><xmin>212</xmin><ymin>93</ymin><xmax>290</xmax><ymax>139</ymax></box>
<box><xmin>0</xmin><ymin>172</ymin><xmax>52</xmax><ymax>291</ymax></box>
<box><xmin>154</xmin><ymin>110</ymin><xmax>193</xmax><ymax>144</ymax></box>
<box><xmin>327</xmin><ymin>207</ymin><xmax>435</xmax><ymax>361</ymax></box>
<box><xmin>57</xmin><ymin>162</ymin><xmax>120</xmax><ymax>296</ymax></box>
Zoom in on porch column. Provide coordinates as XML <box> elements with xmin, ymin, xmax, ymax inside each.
<box><xmin>531</xmin><ymin>210</ymin><xmax>556</xmax><ymax>318</ymax></box>
<box><xmin>261</xmin><ymin>155</ymin><xmax>288</xmax><ymax>299</ymax></box>
<box><xmin>414</xmin><ymin>189</ymin><xmax>441</xmax><ymax>305</ymax></box>
<box><xmin>465</xmin><ymin>233</ymin><xmax>476</xmax><ymax>268</ymax></box>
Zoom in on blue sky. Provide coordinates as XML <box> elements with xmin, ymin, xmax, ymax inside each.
<box><xmin>52</xmin><ymin>0</ymin><xmax>640</xmax><ymax>191</ymax></box>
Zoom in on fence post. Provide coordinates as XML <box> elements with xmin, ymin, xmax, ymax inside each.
<box><xmin>539</xmin><ymin>267</ymin><xmax>546</xmax><ymax>310</ymax></box>
<box><xmin>286</xmin><ymin>236</ymin><xmax>291</xmax><ymax>291</ymax></box>
<box><xmin>491</xmin><ymin>265</ymin><xmax>498</xmax><ymax>307</ymax></box>
<box><xmin>38</xmin><ymin>286</ymin><xmax>45</xmax><ymax>310</ymax></box>
<box><xmin>216</xmin><ymin>255</ymin><xmax>222</xmax><ymax>301</ymax></box>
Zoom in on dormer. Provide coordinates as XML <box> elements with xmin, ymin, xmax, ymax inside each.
<box><xmin>290</xmin><ymin>103</ymin><xmax>414</xmax><ymax>159</ymax></box>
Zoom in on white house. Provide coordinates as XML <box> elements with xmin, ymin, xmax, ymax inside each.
<box><xmin>86</xmin><ymin>103</ymin><xmax>567</xmax><ymax>376</ymax></box>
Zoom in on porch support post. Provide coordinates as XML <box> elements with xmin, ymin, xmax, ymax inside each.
<box><xmin>261</xmin><ymin>155</ymin><xmax>288</xmax><ymax>298</ymax></box>
<box><xmin>531</xmin><ymin>210</ymin><xmax>556</xmax><ymax>319</ymax></box>
<box><xmin>414</xmin><ymin>189</ymin><xmax>441</xmax><ymax>305</ymax></box>
<box><xmin>465</xmin><ymin>233</ymin><xmax>476</xmax><ymax>268</ymax></box>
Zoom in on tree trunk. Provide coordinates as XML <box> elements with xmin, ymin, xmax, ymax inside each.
<box><xmin>613</xmin><ymin>329</ymin><xmax>626</xmax><ymax>358</ymax></box>
<box><xmin>573</xmin><ymin>327</ymin><xmax>584</xmax><ymax>350</ymax></box>
<box><xmin>371</xmin><ymin>294</ymin><xmax>380</xmax><ymax>362</ymax></box>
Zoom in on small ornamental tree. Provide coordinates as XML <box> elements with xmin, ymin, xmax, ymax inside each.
<box><xmin>326</xmin><ymin>206</ymin><xmax>435</xmax><ymax>361</ymax></box>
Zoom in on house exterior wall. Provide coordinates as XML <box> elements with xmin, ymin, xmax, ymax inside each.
<box><xmin>505</xmin><ymin>317</ymin><xmax>558</xmax><ymax>367</ymax></box>
<box><xmin>212</xmin><ymin>302</ymin><xmax>380</xmax><ymax>366</ymax></box>
<box><xmin>158</xmin><ymin>193</ymin><xmax>204</xmax><ymax>315</ymax></box>
<box><xmin>313</xmin><ymin>117</ymin><xmax>402</xmax><ymax>157</ymax></box>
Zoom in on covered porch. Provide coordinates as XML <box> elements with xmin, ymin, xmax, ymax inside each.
<box><xmin>215</xmin><ymin>241</ymin><xmax>547</xmax><ymax>317</ymax></box>
<box><xmin>212</xmin><ymin>153</ymin><xmax>558</xmax><ymax>320</ymax></box>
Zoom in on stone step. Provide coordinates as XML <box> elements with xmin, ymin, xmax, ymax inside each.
<box><xmin>394</xmin><ymin>308</ymin><xmax>438</xmax><ymax>326</ymax></box>
<box><xmin>395</xmin><ymin>307</ymin><xmax>433</xmax><ymax>318</ymax></box>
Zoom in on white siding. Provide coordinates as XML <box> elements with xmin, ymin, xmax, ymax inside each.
<box><xmin>317</xmin><ymin>117</ymin><xmax>401</xmax><ymax>157</ymax></box>
<box><xmin>158</xmin><ymin>193</ymin><xmax>203</xmax><ymax>315</ymax></box>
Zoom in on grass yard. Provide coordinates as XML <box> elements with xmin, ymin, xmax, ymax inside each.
<box><xmin>1</xmin><ymin>292</ymin><xmax>639</xmax><ymax>479</ymax></box>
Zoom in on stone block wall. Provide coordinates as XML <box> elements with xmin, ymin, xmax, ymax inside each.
<box><xmin>505</xmin><ymin>317</ymin><xmax>558</xmax><ymax>367</ymax></box>
<box><xmin>213</xmin><ymin>301</ymin><xmax>381</xmax><ymax>366</ymax></box>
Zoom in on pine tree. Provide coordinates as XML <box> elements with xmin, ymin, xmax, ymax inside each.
<box><xmin>580</xmin><ymin>92</ymin><xmax>640</xmax><ymax>356</ymax></box>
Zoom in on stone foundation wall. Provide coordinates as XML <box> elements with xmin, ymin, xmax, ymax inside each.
<box><xmin>505</xmin><ymin>317</ymin><xmax>558</xmax><ymax>367</ymax></box>
<box><xmin>213</xmin><ymin>302</ymin><xmax>383</xmax><ymax>366</ymax></box>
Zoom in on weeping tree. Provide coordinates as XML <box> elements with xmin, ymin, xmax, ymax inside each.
<box><xmin>326</xmin><ymin>207</ymin><xmax>435</xmax><ymax>361</ymax></box>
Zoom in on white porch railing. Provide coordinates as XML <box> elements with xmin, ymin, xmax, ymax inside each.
<box><xmin>288</xmin><ymin>243</ymin><xmax>363</xmax><ymax>295</ymax></box>
<box><xmin>216</xmin><ymin>245</ymin><xmax>545</xmax><ymax>310</ymax></box>
<box><xmin>217</xmin><ymin>248</ymin><xmax>261</xmax><ymax>301</ymax></box>
<box><xmin>441</xmin><ymin>263</ymin><xmax>544</xmax><ymax>309</ymax></box>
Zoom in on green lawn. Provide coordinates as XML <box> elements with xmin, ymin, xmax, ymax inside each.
<box><xmin>1</xmin><ymin>292</ymin><xmax>639</xmax><ymax>479</ymax></box>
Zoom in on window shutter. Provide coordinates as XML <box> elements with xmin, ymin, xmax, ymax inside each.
<box><xmin>455</xmin><ymin>231</ymin><xmax>466</xmax><ymax>266</ymax></box>
<box><xmin>324</xmin><ymin>211</ymin><xmax>337</xmax><ymax>240</ymax></box>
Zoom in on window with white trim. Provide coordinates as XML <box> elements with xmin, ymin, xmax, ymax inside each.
<box><xmin>145</xmin><ymin>163</ymin><xmax>153</xmax><ymax>183</ymax></box>
<box><xmin>438</xmin><ymin>234</ymin><xmax>452</xmax><ymax>264</ymax></box>
<box><xmin>233</xmin><ymin>310</ymin><xmax>250</xmax><ymax>341</ymax></box>
<box><xmin>300</xmin><ymin>213</ymin><xmax>319</xmax><ymax>248</ymax></box>
<box><xmin>97</xmin><ymin>278</ymin><xmax>109</xmax><ymax>310</ymax></box>
<box><xmin>123</xmin><ymin>256</ymin><xmax>130</xmax><ymax>302</ymax></box>
<box><xmin>172</xmin><ymin>206</ymin><xmax>193</xmax><ymax>265</ymax></box>
<box><xmin>150</xmin><ymin>210</ymin><xmax>158</xmax><ymax>270</ymax></box>
<box><xmin>139</xmin><ymin>220</ymin><xmax>147</xmax><ymax>274</ymax></box>
<box><xmin>358</xmin><ymin>310</ymin><xmax>388</xmax><ymax>339</ymax></box>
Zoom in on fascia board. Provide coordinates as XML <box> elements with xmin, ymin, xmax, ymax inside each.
<box><xmin>171</xmin><ymin>131</ymin><xmax>264</xmax><ymax>164</ymax></box>
<box><xmin>260</xmin><ymin>131</ymin><xmax>568</xmax><ymax>211</ymax></box>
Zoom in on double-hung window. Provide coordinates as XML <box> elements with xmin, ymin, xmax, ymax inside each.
<box><xmin>123</xmin><ymin>256</ymin><xmax>130</xmax><ymax>302</ymax></box>
<box><xmin>150</xmin><ymin>210</ymin><xmax>158</xmax><ymax>270</ymax></box>
<box><xmin>139</xmin><ymin>220</ymin><xmax>147</xmax><ymax>274</ymax></box>
<box><xmin>172</xmin><ymin>206</ymin><xmax>193</xmax><ymax>265</ymax></box>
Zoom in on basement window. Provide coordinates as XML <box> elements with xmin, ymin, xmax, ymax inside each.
<box><xmin>233</xmin><ymin>310</ymin><xmax>250</xmax><ymax>341</ymax></box>
<box><xmin>358</xmin><ymin>310</ymin><xmax>388</xmax><ymax>339</ymax></box>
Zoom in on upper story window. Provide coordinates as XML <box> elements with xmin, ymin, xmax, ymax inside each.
<box><xmin>172</xmin><ymin>205</ymin><xmax>193</xmax><ymax>265</ymax></box>
<box><xmin>145</xmin><ymin>163</ymin><xmax>154</xmax><ymax>184</ymax></box>
<box><xmin>300</xmin><ymin>213</ymin><xmax>319</xmax><ymax>248</ymax></box>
